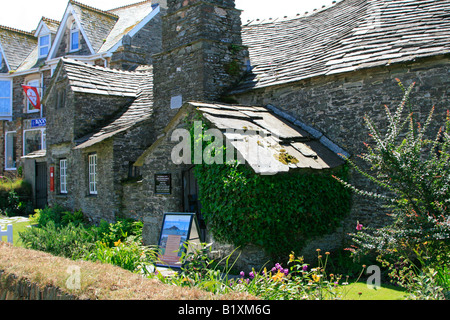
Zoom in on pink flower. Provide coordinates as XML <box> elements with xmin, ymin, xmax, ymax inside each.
<box><xmin>356</xmin><ymin>221</ymin><xmax>363</xmax><ymax>231</ymax></box>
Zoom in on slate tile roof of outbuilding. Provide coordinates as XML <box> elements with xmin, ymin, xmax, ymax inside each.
<box><xmin>189</xmin><ymin>102</ymin><xmax>346</xmax><ymax>174</ymax></box>
<box><xmin>62</xmin><ymin>58</ymin><xmax>147</xmax><ymax>97</ymax></box>
<box><xmin>234</xmin><ymin>0</ymin><xmax>450</xmax><ymax>93</ymax></box>
<box><xmin>57</xmin><ymin>59</ymin><xmax>153</xmax><ymax>149</ymax></box>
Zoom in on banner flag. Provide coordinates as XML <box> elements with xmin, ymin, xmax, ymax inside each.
<box><xmin>21</xmin><ymin>85</ymin><xmax>41</xmax><ymax>110</ymax></box>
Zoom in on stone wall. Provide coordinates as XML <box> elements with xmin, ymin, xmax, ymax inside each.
<box><xmin>110</xmin><ymin>8</ymin><xmax>165</xmax><ymax>71</ymax></box>
<box><xmin>0</xmin><ymin>272</ymin><xmax>76</xmax><ymax>300</ymax></box>
<box><xmin>229</xmin><ymin>54</ymin><xmax>450</xmax><ymax>256</ymax></box>
<box><xmin>0</xmin><ymin>69</ymin><xmax>51</xmax><ymax>174</ymax></box>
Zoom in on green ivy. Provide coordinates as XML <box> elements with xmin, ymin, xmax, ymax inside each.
<box><xmin>189</xmin><ymin>118</ymin><xmax>352</xmax><ymax>258</ymax></box>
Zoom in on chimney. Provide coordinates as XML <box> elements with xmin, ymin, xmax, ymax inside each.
<box><xmin>152</xmin><ymin>0</ymin><xmax>249</xmax><ymax>124</ymax></box>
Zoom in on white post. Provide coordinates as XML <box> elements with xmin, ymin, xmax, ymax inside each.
<box><xmin>0</xmin><ymin>224</ymin><xmax>13</xmax><ymax>244</ymax></box>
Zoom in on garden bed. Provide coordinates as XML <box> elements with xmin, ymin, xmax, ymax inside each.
<box><xmin>0</xmin><ymin>242</ymin><xmax>254</xmax><ymax>300</ymax></box>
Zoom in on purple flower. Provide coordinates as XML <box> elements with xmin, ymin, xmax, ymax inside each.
<box><xmin>302</xmin><ymin>265</ymin><xmax>308</xmax><ymax>271</ymax></box>
<box><xmin>283</xmin><ymin>268</ymin><xmax>289</xmax><ymax>276</ymax></box>
<box><xmin>249</xmin><ymin>271</ymin><xmax>255</xmax><ymax>279</ymax></box>
<box><xmin>271</xmin><ymin>267</ymin><xmax>277</xmax><ymax>273</ymax></box>
<box><xmin>240</xmin><ymin>271</ymin><xmax>245</xmax><ymax>278</ymax></box>
<box><xmin>275</xmin><ymin>263</ymin><xmax>282</xmax><ymax>270</ymax></box>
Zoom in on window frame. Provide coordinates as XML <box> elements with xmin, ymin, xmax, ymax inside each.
<box><xmin>88</xmin><ymin>154</ymin><xmax>97</xmax><ymax>195</ymax></box>
<box><xmin>4</xmin><ymin>131</ymin><xmax>17</xmax><ymax>171</ymax></box>
<box><xmin>26</xmin><ymin>79</ymin><xmax>41</xmax><ymax>113</ymax></box>
<box><xmin>70</xmin><ymin>21</ymin><xmax>80</xmax><ymax>52</ymax></box>
<box><xmin>38</xmin><ymin>34</ymin><xmax>51</xmax><ymax>58</ymax></box>
<box><xmin>23</xmin><ymin>128</ymin><xmax>46</xmax><ymax>156</ymax></box>
<box><xmin>0</xmin><ymin>79</ymin><xmax>12</xmax><ymax>120</ymax></box>
<box><xmin>60</xmin><ymin>158</ymin><xmax>68</xmax><ymax>194</ymax></box>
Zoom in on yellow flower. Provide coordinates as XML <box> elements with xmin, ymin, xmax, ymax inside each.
<box><xmin>312</xmin><ymin>274</ymin><xmax>321</xmax><ymax>282</ymax></box>
<box><xmin>271</xmin><ymin>271</ymin><xmax>284</xmax><ymax>282</ymax></box>
<box><xmin>114</xmin><ymin>239</ymin><xmax>122</xmax><ymax>247</ymax></box>
<box><xmin>289</xmin><ymin>253</ymin><xmax>295</xmax><ymax>262</ymax></box>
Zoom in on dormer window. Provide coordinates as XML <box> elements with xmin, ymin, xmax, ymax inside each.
<box><xmin>39</xmin><ymin>34</ymin><xmax>50</xmax><ymax>57</ymax></box>
<box><xmin>70</xmin><ymin>21</ymin><xmax>79</xmax><ymax>52</ymax></box>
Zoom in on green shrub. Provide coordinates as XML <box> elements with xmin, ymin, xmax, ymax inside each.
<box><xmin>19</xmin><ymin>221</ymin><xmax>98</xmax><ymax>260</ymax></box>
<box><xmin>0</xmin><ymin>177</ymin><xmax>33</xmax><ymax>217</ymax></box>
<box><xmin>97</xmin><ymin>218</ymin><xmax>144</xmax><ymax>248</ymax></box>
<box><xmin>195</xmin><ymin>162</ymin><xmax>351</xmax><ymax>259</ymax></box>
<box><xmin>335</xmin><ymin>79</ymin><xmax>450</xmax><ymax>299</ymax></box>
<box><xmin>85</xmin><ymin>236</ymin><xmax>158</xmax><ymax>272</ymax></box>
<box><xmin>33</xmin><ymin>205</ymin><xmax>87</xmax><ymax>228</ymax></box>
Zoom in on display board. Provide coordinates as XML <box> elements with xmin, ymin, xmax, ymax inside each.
<box><xmin>157</xmin><ymin>213</ymin><xmax>201</xmax><ymax>268</ymax></box>
<box><xmin>155</xmin><ymin>173</ymin><xmax>171</xmax><ymax>194</ymax></box>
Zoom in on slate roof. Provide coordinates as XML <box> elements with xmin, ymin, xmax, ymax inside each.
<box><xmin>0</xmin><ymin>26</ymin><xmax>36</xmax><ymax>71</ymax></box>
<box><xmin>188</xmin><ymin>102</ymin><xmax>346</xmax><ymax>174</ymax></box>
<box><xmin>99</xmin><ymin>1</ymin><xmax>156</xmax><ymax>53</ymax></box>
<box><xmin>62</xmin><ymin>58</ymin><xmax>147</xmax><ymax>97</ymax></box>
<box><xmin>234</xmin><ymin>0</ymin><xmax>450</xmax><ymax>93</ymax></box>
<box><xmin>70</xmin><ymin>0</ymin><xmax>119</xmax><ymax>54</ymax></box>
<box><xmin>54</xmin><ymin>59</ymin><xmax>153</xmax><ymax>149</ymax></box>
<box><xmin>40</xmin><ymin>17</ymin><xmax>61</xmax><ymax>34</ymax></box>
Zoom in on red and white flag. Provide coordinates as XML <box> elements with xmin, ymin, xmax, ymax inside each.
<box><xmin>22</xmin><ymin>85</ymin><xmax>41</xmax><ymax>110</ymax></box>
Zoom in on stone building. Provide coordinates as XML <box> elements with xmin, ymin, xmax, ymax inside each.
<box><xmin>0</xmin><ymin>0</ymin><xmax>165</xmax><ymax>208</ymax></box>
<box><xmin>40</xmin><ymin>0</ymin><xmax>450</xmax><ymax>268</ymax></box>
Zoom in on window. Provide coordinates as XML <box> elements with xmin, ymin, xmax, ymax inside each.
<box><xmin>26</xmin><ymin>79</ymin><xmax>40</xmax><ymax>113</ymax></box>
<box><xmin>70</xmin><ymin>21</ymin><xmax>79</xmax><ymax>52</ymax></box>
<box><xmin>60</xmin><ymin>159</ymin><xmax>67</xmax><ymax>194</ymax></box>
<box><xmin>56</xmin><ymin>89</ymin><xmax>66</xmax><ymax>109</ymax></box>
<box><xmin>23</xmin><ymin>128</ymin><xmax>46</xmax><ymax>156</ymax></box>
<box><xmin>0</xmin><ymin>80</ymin><xmax>12</xmax><ymax>119</ymax></box>
<box><xmin>5</xmin><ymin>131</ymin><xmax>16</xmax><ymax>170</ymax></box>
<box><xmin>39</xmin><ymin>34</ymin><xmax>50</xmax><ymax>57</ymax></box>
<box><xmin>88</xmin><ymin>154</ymin><xmax>97</xmax><ymax>195</ymax></box>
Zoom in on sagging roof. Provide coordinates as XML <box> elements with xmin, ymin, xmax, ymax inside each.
<box><xmin>0</xmin><ymin>26</ymin><xmax>36</xmax><ymax>71</ymax></box>
<box><xmin>61</xmin><ymin>58</ymin><xmax>148</xmax><ymax>97</ymax></box>
<box><xmin>191</xmin><ymin>102</ymin><xmax>347</xmax><ymax>174</ymax></box>
<box><xmin>135</xmin><ymin>101</ymin><xmax>347</xmax><ymax>174</ymax></box>
<box><xmin>235</xmin><ymin>0</ymin><xmax>450</xmax><ymax>93</ymax></box>
<box><xmin>54</xmin><ymin>59</ymin><xmax>154</xmax><ymax>149</ymax></box>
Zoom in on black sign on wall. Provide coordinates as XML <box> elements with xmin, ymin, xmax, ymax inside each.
<box><xmin>155</xmin><ymin>173</ymin><xmax>172</xmax><ymax>194</ymax></box>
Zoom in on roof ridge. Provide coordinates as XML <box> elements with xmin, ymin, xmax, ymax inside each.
<box><xmin>0</xmin><ymin>24</ymin><xmax>35</xmax><ymax>37</ymax></box>
<box><xmin>69</xmin><ymin>0</ymin><xmax>119</xmax><ymax>19</ymax></box>
<box><xmin>61</xmin><ymin>58</ymin><xmax>149</xmax><ymax>75</ymax></box>
<box><xmin>41</xmin><ymin>16</ymin><xmax>61</xmax><ymax>25</ymax></box>
<box><xmin>243</xmin><ymin>0</ymin><xmax>342</xmax><ymax>26</ymax></box>
<box><xmin>108</xmin><ymin>0</ymin><xmax>153</xmax><ymax>12</ymax></box>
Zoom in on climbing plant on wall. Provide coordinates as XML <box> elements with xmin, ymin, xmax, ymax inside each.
<box><xmin>189</xmin><ymin>118</ymin><xmax>352</xmax><ymax>258</ymax></box>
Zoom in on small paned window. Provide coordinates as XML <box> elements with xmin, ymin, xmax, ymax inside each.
<box><xmin>88</xmin><ymin>154</ymin><xmax>97</xmax><ymax>195</ymax></box>
<box><xmin>56</xmin><ymin>89</ymin><xmax>66</xmax><ymax>109</ymax></box>
<box><xmin>39</xmin><ymin>35</ymin><xmax>50</xmax><ymax>57</ymax></box>
<box><xmin>0</xmin><ymin>80</ymin><xmax>12</xmax><ymax>118</ymax></box>
<box><xmin>70</xmin><ymin>21</ymin><xmax>79</xmax><ymax>52</ymax></box>
<box><xmin>60</xmin><ymin>159</ymin><xmax>68</xmax><ymax>194</ymax></box>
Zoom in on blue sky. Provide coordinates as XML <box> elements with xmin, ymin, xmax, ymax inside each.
<box><xmin>1</xmin><ymin>0</ymin><xmax>338</xmax><ymax>32</ymax></box>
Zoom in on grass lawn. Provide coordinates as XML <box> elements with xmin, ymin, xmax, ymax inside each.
<box><xmin>0</xmin><ymin>214</ymin><xmax>36</xmax><ymax>247</ymax></box>
<box><xmin>341</xmin><ymin>281</ymin><xmax>406</xmax><ymax>300</ymax></box>
<box><xmin>1</xmin><ymin>214</ymin><xmax>409</xmax><ymax>300</ymax></box>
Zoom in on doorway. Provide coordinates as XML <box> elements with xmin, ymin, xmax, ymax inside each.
<box><xmin>183</xmin><ymin>166</ymin><xmax>206</xmax><ymax>241</ymax></box>
<box><xmin>35</xmin><ymin>162</ymin><xmax>47</xmax><ymax>209</ymax></box>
